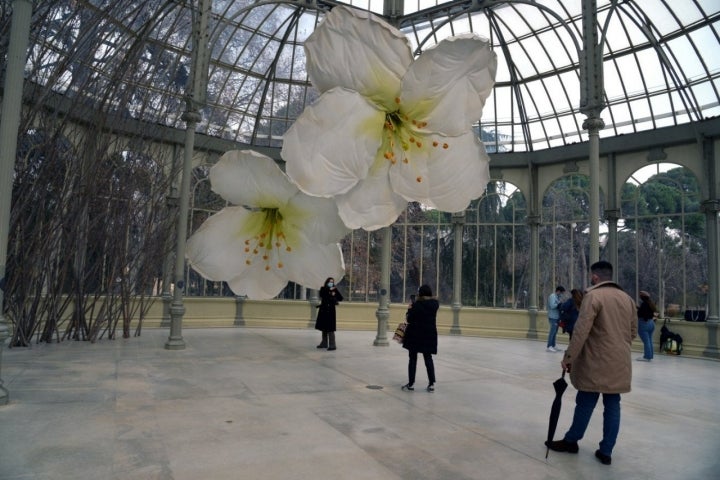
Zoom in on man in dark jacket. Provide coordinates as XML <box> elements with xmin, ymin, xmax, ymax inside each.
<box><xmin>401</xmin><ymin>284</ymin><xmax>439</xmax><ymax>392</ymax></box>
<box><xmin>546</xmin><ymin>261</ymin><xmax>637</xmax><ymax>466</ymax></box>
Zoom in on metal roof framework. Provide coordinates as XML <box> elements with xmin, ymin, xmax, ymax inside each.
<box><xmin>13</xmin><ymin>0</ymin><xmax>719</xmax><ymax>153</ymax></box>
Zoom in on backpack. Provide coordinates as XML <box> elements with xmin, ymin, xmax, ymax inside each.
<box><xmin>660</xmin><ymin>323</ymin><xmax>683</xmax><ymax>355</ymax></box>
<box><xmin>663</xmin><ymin>338</ymin><xmax>683</xmax><ymax>355</ymax></box>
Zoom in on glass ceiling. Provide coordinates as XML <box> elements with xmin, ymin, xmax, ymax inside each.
<box><xmin>18</xmin><ymin>0</ymin><xmax>720</xmax><ymax>153</ymax></box>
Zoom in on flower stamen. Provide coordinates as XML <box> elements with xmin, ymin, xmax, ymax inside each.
<box><xmin>242</xmin><ymin>208</ymin><xmax>292</xmax><ymax>270</ymax></box>
<box><xmin>382</xmin><ymin>111</ymin><xmax>441</xmax><ymax>168</ymax></box>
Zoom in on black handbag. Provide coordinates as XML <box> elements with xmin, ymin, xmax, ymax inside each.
<box><xmin>684</xmin><ymin>309</ymin><xmax>706</xmax><ymax>322</ymax></box>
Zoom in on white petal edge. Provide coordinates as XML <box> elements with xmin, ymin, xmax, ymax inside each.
<box><xmin>287</xmin><ymin>193</ymin><xmax>350</xmax><ymax>244</ymax></box>
<box><xmin>401</xmin><ymin>35</ymin><xmax>497</xmax><ymax>136</ymax></box>
<box><xmin>335</xmin><ymin>159</ymin><xmax>408</xmax><ymax>231</ymax></box>
<box><xmin>226</xmin><ymin>265</ymin><xmax>289</xmax><ymax>299</ymax></box>
<box><xmin>284</xmin><ymin>241</ymin><xmax>346</xmax><ymax>290</ymax></box>
<box><xmin>210</xmin><ymin>150</ymin><xmax>296</xmax><ymax>208</ymax></box>
<box><xmin>425</xmin><ymin>133</ymin><xmax>490</xmax><ymax>212</ymax></box>
<box><xmin>282</xmin><ymin>88</ymin><xmax>385</xmax><ymax>197</ymax></box>
<box><xmin>305</xmin><ymin>5</ymin><xmax>412</xmax><ymax>109</ymax></box>
<box><xmin>186</xmin><ymin>206</ymin><xmax>253</xmax><ymax>282</ymax></box>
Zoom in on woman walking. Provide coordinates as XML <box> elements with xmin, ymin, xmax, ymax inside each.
<box><xmin>401</xmin><ymin>285</ymin><xmax>439</xmax><ymax>392</ymax></box>
<box><xmin>315</xmin><ymin>277</ymin><xmax>343</xmax><ymax>351</ymax></box>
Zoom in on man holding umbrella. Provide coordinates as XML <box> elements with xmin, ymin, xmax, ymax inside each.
<box><xmin>545</xmin><ymin>261</ymin><xmax>637</xmax><ymax>466</ymax></box>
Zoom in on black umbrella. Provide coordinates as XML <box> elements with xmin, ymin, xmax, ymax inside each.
<box><xmin>545</xmin><ymin>369</ymin><xmax>568</xmax><ymax>459</ymax></box>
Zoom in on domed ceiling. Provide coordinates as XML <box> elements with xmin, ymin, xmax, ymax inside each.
<box><xmin>18</xmin><ymin>0</ymin><xmax>720</xmax><ymax>152</ymax></box>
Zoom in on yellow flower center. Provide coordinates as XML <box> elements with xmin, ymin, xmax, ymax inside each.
<box><xmin>382</xmin><ymin>100</ymin><xmax>448</xmax><ymax>184</ymax></box>
<box><xmin>242</xmin><ymin>208</ymin><xmax>291</xmax><ymax>270</ymax></box>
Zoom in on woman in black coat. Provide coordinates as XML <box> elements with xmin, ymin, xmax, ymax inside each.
<box><xmin>559</xmin><ymin>288</ymin><xmax>583</xmax><ymax>339</ymax></box>
<box><xmin>402</xmin><ymin>284</ymin><xmax>439</xmax><ymax>392</ymax></box>
<box><xmin>315</xmin><ymin>277</ymin><xmax>343</xmax><ymax>351</ymax></box>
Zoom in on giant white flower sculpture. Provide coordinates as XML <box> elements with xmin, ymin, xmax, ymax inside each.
<box><xmin>186</xmin><ymin>150</ymin><xmax>349</xmax><ymax>299</ymax></box>
<box><xmin>282</xmin><ymin>6</ymin><xmax>497</xmax><ymax>230</ymax></box>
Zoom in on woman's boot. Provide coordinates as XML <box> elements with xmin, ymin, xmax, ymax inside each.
<box><xmin>316</xmin><ymin>332</ymin><xmax>328</xmax><ymax>349</ymax></box>
<box><xmin>327</xmin><ymin>332</ymin><xmax>336</xmax><ymax>351</ymax></box>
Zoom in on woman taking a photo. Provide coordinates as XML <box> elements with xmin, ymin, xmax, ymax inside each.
<box><xmin>315</xmin><ymin>277</ymin><xmax>343</xmax><ymax>351</ymax></box>
<box><xmin>401</xmin><ymin>285</ymin><xmax>439</xmax><ymax>392</ymax></box>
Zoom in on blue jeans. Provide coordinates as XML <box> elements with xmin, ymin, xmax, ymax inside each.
<box><xmin>547</xmin><ymin>317</ymin><xmax>559</xmax><ymax>348</ymax></box>
<box><xmin>638</xmin><ymin>319</ymin><xmax>655</xmax><ymax>359</ymax></box>
<box><xmin>564</xmin><ymin>391</ymin><xmax>621</xmax><ymax>457</ymax></box>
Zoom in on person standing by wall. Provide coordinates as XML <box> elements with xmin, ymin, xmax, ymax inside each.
<box><xmin>401</xmin><ymin>285</ymin><xmax>439</xmax><ymax>392</ymax></box>
<box><xmin>636</xmin><ymin>290</ymin><xmax>658</xmax><ymax>361</ymax></box>
<box><xmin>545</xmin><ymin>261</ymin><xmax>637</xmax><ymax>466</ymax></box>
<box><xmin>315</xmin><ymin>277</ymin><xmax>343</xmax><ymax>351</ymax></box>
<box><xmin>546</xmin><ymin>285</ymin><xmax>566</xmax><ymax>352</ymax></box>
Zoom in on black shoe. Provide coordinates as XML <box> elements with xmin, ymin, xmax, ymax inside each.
<box><xmin>401</xmin><ymin>383</ymin><xmax>414</xmax><ymax>391</ymax></box>
<box><xmin>327</xmin><ymin>346</ymin><xmax>336</xmax><ymax>351</ymax></box>
<box><xmin>544</xmin><ymin>439</ymin><xmax>579</xmax><ymax>453</ymax></box>
<box><xmin>595</xmin><ymin>450</ymin><xmax>612</xmax><ymax>465</ymax></box>
<box><xmin>426</xmin><ymin>384</ymin><xmax>434</xmax><ymax>392</ymax></box>
<box><xmin>316</xmin><ymin>344</ymin><xmax>327</xmax><ymax>349</ymax></box>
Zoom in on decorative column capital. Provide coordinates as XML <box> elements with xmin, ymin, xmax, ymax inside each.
<box><xmin>604</xmin><ymin>208</ymin><xmax>621</xmax><ymax>221</ymax></box>
<box><xmin>181</xmin><ymin>110</ymin><xmax>202</xmax><ymax>124</ymax></box>
<box><xmin>452</xmin><ymin>210</ymin><xmax>466</xmax><ymax>225</ymax></box>
<box><xmin>582</xmin><ymin>116</ymin><xmax>605</xmax><ymax>132</ymax></box>
<box><xmin>701</xmin><ymin>199</ymin><xmax>720</xmax><ymax>213</ymax></box>
<box><xmin>527</xmin><ymin>214</ymin><xmax>541</xmax><ymax>227</ymax></box>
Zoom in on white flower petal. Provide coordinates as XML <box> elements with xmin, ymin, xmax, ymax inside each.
<box><xmin>186</xmin><ymin>207</ymin><xmax>253</xmax><ymax>281</ymax></box>
<box><xmin>336</xmin><ymin>158</ymin><xmax>408</xmax><ymax>230</ymax></box>
<box><xmin>226</xmin><ymin>266</ymin><xmax>289</xmax><ymax>299</ymax></box>
<box><xmin>306</xmin><ymin>6</ymin><xmax>412</xmax><ymax>109</ymax></box>
<box><xmin>287</xmin><ymin>193</ymin><xmax>350</xmax><ymax>244</ymax></box>
<box><xmin>283</xmin><ymin>88</ymin><xmax>385</xmax><ymax>197</ymax></box>
<box><xmin>210</xmin><ymin>150</ymin><xmax>296</xmax><ymax>208</ymax></box>
<box><xmin>284</xmin><ymin>241</ymin><xmax>346</xmax><ymax>290</ymax></box>
<box><xmin>386</xmin><ymin>134</ymin><xmax>431</xmax><ymax>204</ymax></box>
<box><xmin>424</xmin><ymin>132</ymin><xmax>490</xmax><ymax>212</ymax></box>
<box><xmin>401</xmin><ymin>35</ymin><xmax>497</xmax><ymax>136</ymax></box>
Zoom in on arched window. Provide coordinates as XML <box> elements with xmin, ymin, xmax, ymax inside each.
<box><xmin>465</xmin><ymin>181</ymin><xmax>529</xmax><ymax>307</ymax></box>
<box><xmin>620</xmin><ymin>163</ymin><xmax>706</xmax><ymax>315</ymax></box>
<box><xmin>540</xmin><ymin>174</ymin><xmax>601</xmax><ymax>305</ymax></box>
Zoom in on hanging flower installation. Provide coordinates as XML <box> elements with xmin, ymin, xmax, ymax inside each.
<box><xmin>282</xmin><ymin>5</ymin><xmax>497</xmax><ymax>230</ymax></box>
<box><xmin>186</xmin><ymin>150</ymin><xmax>349</xmax><ymax>299</ymax></box>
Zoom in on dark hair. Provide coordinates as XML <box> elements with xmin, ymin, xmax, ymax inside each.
<box><xmin>639</xmin><ymin>291</ymin><xmax>657</xmax><ymax>312</ymax></box>
<box><xmin>590</xmin><ymin>260</ymin><xmax>613</xmax><ymax>280</ymax></box>
<box><xmin>324</xmin><ymin>277</ymin><xmax>335</xmax><ymax>287</ymax></box>
<box><xmin>556</xmin><ymin>285</ymin><xmax>566</xmax><ymax>293</ymax></box>
<box><xmin>418</xmin><ymin>285</ymin><xmax>432</xmax><ymax>297</ymax></box>
<box><xmin>571</xmin><ymin>288</ymin><xmax>583</xmax><ymax>307</ymax></box>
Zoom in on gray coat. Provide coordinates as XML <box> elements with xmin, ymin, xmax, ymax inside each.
<box><xmin>563</xmin><ymin>281</ymin><xmax>637</xmax><ymax>393</ymax></box>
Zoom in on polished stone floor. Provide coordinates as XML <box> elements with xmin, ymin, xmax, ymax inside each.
<box><xmin>1</xmin><ymin>328</ymin><xmax>718</xmax><ymax>480</ymax></box>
